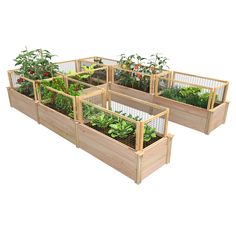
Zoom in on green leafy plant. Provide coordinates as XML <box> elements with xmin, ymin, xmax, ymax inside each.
<box><xmin>88</xmin><ymin>112</ymin><xmax>114</xmax><ymax>129</ymax></box>
<box><xmin>143</xmin><ymin>125</ymin><xmax>157</xmax><ymax>142</ymax></box>
<box><xmin>14</xmin><ymin>48</ymin><xmax>59</xmax><ymax>97</ymax></box>
<box><xmin>108</xmin><ymin>120</ymin><xmax>134</xmax><ymax>138</ymax></box>
<box><xmin>40</xmin><ymin>77</ymin><xmax>83</xmax><ymax>117</ymax></box>
<box><xmin>161</xmin><ymin>86</ymin><xmax>211</xmax><ymax>108</ymax></box>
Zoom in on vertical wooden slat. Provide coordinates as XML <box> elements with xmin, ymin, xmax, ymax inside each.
<box><xmin>76</xmin><ymin>96</ymin><xmax>83</xmax><ymax>124</ymax></box>
<box><xmin>75</xmin><ymin>60</ymin><xmax>81</xmax><ymax>72</ymax></box>
<box><xmin>166</xmin><ymin>134</ymin><xmax>174</xmax><ymax>163</ymax></box>
<box><xmin>211</xmin><ymin>89</ymin><xmax>217</xmax><ymax>109</ymax></box>
<box><xmin>73</xmin><ymin>97</ymin><xmax>77</xmax><ymax>120</ymax></box>
<box><xmin>139</xmin><ymin>122</ymin><xmax>145</xmax><ymax>151</ymax></box>
<box><xmin>32</xmin><ymin>81</ymin><xmax>38</xmax><ymax>101</ymax></box>
<box><xmin>102</xmin><ymin>89</ymin><xmax>106</xmax><ymax>108</ymax></box>
<box><xmin>222</xmin><ymin>82</ymin><xmax>229</xmax><ymax>102</ymax></box>
<box><xmin>36</xmin><ymin>81</ymin><xmax>41</xmax><ymax>103</ymax></box>
<box><xmin>207</xmin><ymin>90</ymin><xmax>213</xmax><ymax>110</ymax></box>
<box><xmin>155</xmin><ymin>75</ymin><xmax>159</xmax><ymax>96</ymax></box>
<box><xmin>135</xmin><ymin>152</ymin><xmax>143</xmax><ymax>184</ymax></box>
<box><xmin>164</xmin><ymin>111</ymin><xmax>169</xmax><ymax>137</ymax></box>
<box><xmin>8</xmin><ymin>71</ymin><xmax>14</xmax><ymax>88</ymax></box>
<box><xmin>135</xmin><ymin>122</ymin><xmax>141</xmax><ymax>151</ymax></box>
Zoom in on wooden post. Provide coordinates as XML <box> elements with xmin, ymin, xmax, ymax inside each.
<box><xmin>211</xmin><ymin>89</ymin><xmax>217</xmax><ymax>109</ymax></box>
<box><xmin>63</xmin><ymin>75</ymin><xmax>69</xmax><ymax>88</ymax></box>
<box><xmin>135</xmin><ymin>152</ymin><xmax>143</xmax><ymax>184</ymax></box>
<box><xmin>207</xmin><ymin>90</ymin><xmax>213</xmax><ymax>110</ymax></box>
<box><xmin>8</xmin><ymin>71</ymin><xmax>14</xmax><ymax>88</ymax></box>
<box><xmin>155</xmin><ymin>75</ymin><xmax>159</xmax><ymax>96</ymax></box>
<box><xmin>139</xmin><ymin>122</ymin><xmax>144</xmax><ymax>151</ymax></box>
<box><xmin>149</xmin><ymin>75</ymin><xmax>153</xmax><ymax>94</ymax></box>
<box><xmin>36</xmin><ymin>81</ymin><xmax>41</xmax><ymax>103</ymax></box>
<box><xmin>102</xmin><ymin>90</ymin><xmax>107</xmax><ymax>108</ymax></box>
<box><xmin>76</xmin><ymin>96</ymin><xmax>83</xmax><ymax>124</ymax></box>
<box><xmin>222</xmin><ymin>82</ymin><xmax>229</xmax><ymax>102</ymax></box>
<box><xmin>73</xmin><ymin>97</ymin><xmax>77</xmax><ymax>120</ymax></box>
<box><xmin>166</xmin><ymin>134</ymin><xmax>174</xmax><ymax>163</ymax></box>
<box><xmin>75</xmin><ymin>121</ymin><xmax>80</xmax><ymax>148</ymax></box>
<box><xmin>108</xmin><ymin>91</ymin><xmax>111</xmax><ymax>109</ymax></box>
<box><xmin>32</xmin><ymin>81</ymin><xmax>38</xmax><ymax>101</ymax></box>
<box><xmin>106</xmin><ymin>66</ymin><xmax>109</xmax><ymax>83</ymax></box>
<box><xmin>75</xmin><ymin>60</ymin><xmax>81</xmax><ymax>72</ymax></box>
<box><xmin>135</xmin><ymin>122</ymin><xmax>141</xmax><ymax>151</ymax></box>
<box><xmin>111</xmin><ymin>67</ymin><xmax>115</xmax><ymax>83</ymax></box>
<box><xmin>164</xmin><ymin>111</ymin><xmax>169</xmax><ymax>137</ymax></box>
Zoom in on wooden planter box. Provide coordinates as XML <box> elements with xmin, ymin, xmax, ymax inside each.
<box><xmin>78</xmin><ymin>56</ymin><xmax>118</xmax><ymax>82</ymax></box>
<box><xmin>108</xmin><ymin>69</ymin><xmax>230</xmax><ymax>134</ymax></box>
<box><xmin>7</xmin><ymin>87</ymin><xmax>39</xmax><ymax>122</ymax></box>
<box><xmin>77</xmin><ymin>124</ymin><xmax>173</xmax><ymax>183</ymax></box>
<box><xmin>153</xmin><ymin>96</ymin><xmax>229</xmax><ymax>134</ymax></box>
<box><xmin>37</xmin><ymin>103</ymin><xmax>78</xmax><ymax>144</ymax></box>
<box><xmin>77</xmin><ymin>89</ymin><xmax>173</xmax><ymax>183</ymax></box>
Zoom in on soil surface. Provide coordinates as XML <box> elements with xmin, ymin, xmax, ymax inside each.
<box><xmin>87</xmin><ymin>122</ymin><xmax>160</xmax><ymax>149</ymax></box>
<box><xmin>117</xmin><ymin>82</ymin><xmax>149</xmax><ymax>93</ymax></box>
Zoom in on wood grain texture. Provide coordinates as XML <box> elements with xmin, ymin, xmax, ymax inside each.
<box><xmin>7</xmin><ymin>88</ymin><xmax>39</xmax><ymax>121</ymax></box>
<box><xmin>77</xmin><ymin>124</ymin><xmax>138</xmax><ymax>181</ymax></box>
<box><xmin>38</xmin><ymin>104</ymin><xmax>76</xmax><ymax>144</ymax></box>
<box><xmin>205</xmin><ymin>102</ymin><xmax>229</xmax><ymax>134</ymax></box>
<box><xmin>141</xmin><ymin>138</ymin><xmax>169</xmax><ymax>180</ymax></box>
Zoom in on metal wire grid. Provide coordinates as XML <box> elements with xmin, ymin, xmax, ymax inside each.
<box><xmin>83</xmin><ymin>57</ymin><xmax>117</xmax><ymax>66</ymax></box>
<box><xmin>83</xmin><ymin>94</ymin><xmax>103</xmax><ymax>106</ymax></box>
<box><xmin>10</xmin><ymin>71</ymin><xmax>21</xmax><ymax>88</ymax></box>
<box><xmin>57</xmin><ymin>61</ymin><xmax>76</xmax><ymax>74</ymax></box>
<box><xmin>174</xmin><ymin>72</ymin><xmax>226</xmax><ymax>102</ymax></box>
<box><xmin>110</xmin><ymin>101</ymin><xmax>152</xmax><ymax>121</ymax></box>
<box><xmin>145</xmin><ymin>115</ymin><xmax>166</xmax><ymax>136</ymax></box>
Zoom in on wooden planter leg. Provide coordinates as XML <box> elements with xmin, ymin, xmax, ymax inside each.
<box><xmin>7</xmin><ymin>87</ymin><xmax>13</xmax><ymax>107</ymax></box>
<box><xmin>135</xmin><ymin>152</ymin><xmax>143</xmax><ymax>184</ymax></box>
<box><xmin>75</xmin><ymin>121</ymin><xmax>80</xmax><ymax>148</ymax></box>
<box><xmin>166</xmin><ymin>134</ymin><xmax>174</xmax><ymax>164</ymax></box>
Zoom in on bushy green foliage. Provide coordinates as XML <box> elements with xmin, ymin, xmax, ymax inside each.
<box><xmin>85</xmin><ymin>106</ymin><xmax>157</xmax><ymax>142</ymax></box>
<box><xmin>41</xmin><ymin>77</ymin><xmax>83</xmax><ymax>117</ymax></box>
<box><xmin>108</xmin><ymin>120</ymin><xmax>134</xmax><ymax>139</ymax></box>
<box><xmin>161</xmin><ymin>86</ymin><xmax>211</xmax><ymax>108</ymax></box>
<box><xmin>143</xmin><ymin>125</ymin><xmax>157</xmax><ymax>142</ymax></box>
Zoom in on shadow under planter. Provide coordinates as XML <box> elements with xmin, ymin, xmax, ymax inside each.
<box><xmin>77</xmin><ymin>124</ymin><xmax>173</xmax><ymax>184</ymax></box>
<box><xmin>7</xmin><ymin>87</ymin><xmax>39</xmax><ymax>122</ymax></box>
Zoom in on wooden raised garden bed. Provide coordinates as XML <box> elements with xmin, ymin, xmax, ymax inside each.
<box><xmin>78</xmin><ymin>56</ymin><xmax>118</xmax><ymax>82</ymax></box>
<box><xmin>36</xmin><ymin>70</ymin><xmax>107</xmax><ymax>144</ymax></box>
<box><xmin>7</xmin><ymin>70</ymin><xmax>39</xmax><ymax>121</ymax></box>
<box><xmin>77</xmin><ymin>90</ymin><xmax>173</xmax><ymax>183</ymax></box>
<box><xmin>153</xmin><ymin>71</ymin><xmax>229</xmax><ymax>134</ymax></box>
<box><xmin>109</xmin><ymin>68</ymin><xmax>229</xmax><ymax>134</ymax></box>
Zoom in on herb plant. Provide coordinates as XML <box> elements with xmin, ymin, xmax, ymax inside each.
<box><xmin>161</xmin><ymin>86</ymin><xmax>211</xmax><ymax>108</ymax></box>
<box><xmin>108</xmin><ymin>120</ymin><xmax>134</xmax><ymax>139</ymax></box>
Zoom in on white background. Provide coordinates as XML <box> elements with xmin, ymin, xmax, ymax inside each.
<box><xmin>0</xmin><ymin>0</ymin><xmax>235</xmax><ymax>235</ymax></box>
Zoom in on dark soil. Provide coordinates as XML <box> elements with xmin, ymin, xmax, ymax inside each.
<box><xmin>46</xmin><ymin>103</ymin><xmax>70</xmax><ymax>117</ymax></box>
<box><xmin>117</xmin><ymin>81</ymin><xmax>149</xmax><ymax>93</ymax></box>
<box><xmin>17</xmin><ymin>89</ymin><xmax>35</xmax><ymax>99</ymax></box>
<box><xmin>86</xmin><ymin>122</ymin><xmax>160</xmax><ymax>149</ymax></box>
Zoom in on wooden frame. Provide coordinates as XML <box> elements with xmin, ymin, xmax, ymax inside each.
<box><xmin>77</xmin><ymin>56</ymin><xmax>118</xmax><ymax>81</ymax></box>
<box><xmin>7</xmin><ymin>70</ymin><xmax>39</xmax><ymax>121</ymax></box>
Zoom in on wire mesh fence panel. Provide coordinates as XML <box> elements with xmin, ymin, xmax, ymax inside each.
<box><xmin>39</xmin><ymin>83</ymin><xmax>76</xmax><ymax>119</ymax></box>
<box><xmin>114</xmin><ymin>68</ymin><xmax>152</xmax><ymax>93</ymax></box>
<box><xmin>9</xmin><ymin>71</ymin><xmax>35</xmax><ymax>99</ymax></box>
<box><xmin>57</xmin><ymin>60</ymin><xmax>77</xmax><ymax>74</ymax></box>
<box><xmin>81</xmin><ymin>100</ymin><xmax>138</xmax><ymax>150</ymax></box>
<box><xmin>173</xmin><ymin>72</ymin><xmax>227</xmax><ymax>104</ymax></box>
<box><xmin>80</xmin><ymin>57</ymin><xmax>118</xmax><ymax>66</ymax></box>
<box><xmin>143</xmin><ymin>115</ymin><xmax>166</xmax><ymax>148</ymax></box>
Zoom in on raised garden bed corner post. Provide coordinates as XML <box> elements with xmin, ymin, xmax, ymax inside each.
<box><xmin>166</xmin><ymin>134</ymin><xmax>174</xmax><ymax>164</ymax></box>
<box><xmin>75</xmin><ymin>59</ymin><xmax>81</xmax><ymax>72</ymax></box>
<box><xmin>76</xmin><ymin>96</ymin><xmax>84</xmax><ymax>124</ymax></box>
<box><xmin>222</xmin><ymin>82</ymin><xmax>229</xmax><ymax>103</ymax></box>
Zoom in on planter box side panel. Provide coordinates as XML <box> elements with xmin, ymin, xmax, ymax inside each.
<box><xmin>154</xmin><ymin>96</ymin><xmax>208</xmax><ymax>132</ymax></box>
<box><xmin>7</xmin><ymin>88</ymin><xmax>38</xmax><ymax>121</ymax></box>
<box><xmin>141</xmin><ymin>138</ymin><xmax>168</xmax><ymax>180</ymax></box>
<box><xmin>77</xmin><ymin>124</ymin><xmax>137</xmax><ymax>181</ymax></box>
<box><xmin>206</xmin><ymin>102</ymin><xmax>229</xmax><ymax>134</ymax></box>
<box><xmin>38</xmin><ymin>104</ymin><xmax>76</xmax><ymax>144</ymax></box>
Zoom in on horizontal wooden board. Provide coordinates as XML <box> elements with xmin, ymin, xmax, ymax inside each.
<box><xmin>141</xmin><ymin>138</ymin><xmax>168</xmax><ymax>180</ymax></box>
<box><xmin>38</xmin><ymin>104</ymin><xmax>76</xmax><ymax>144</ymax></box>
<box><xmin>7</xmin><ymin>88</ymin><xmax>38</xmax><ymax>121</ymax></box>
<box><xmin>77</xmin><ymin>124</ymin><xmax>137</xmax><ymax>181</ymax></box>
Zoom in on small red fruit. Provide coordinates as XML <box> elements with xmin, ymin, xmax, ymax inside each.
<box><xmin>28</xmin><ymin>70</ymin><xmax>34</xmax><ymax>74</ymax></box>
<box><xmin>134</xmin><ymin>65</ymin><xmax>139</xmax><ymax>70</ymax></box>
<box><xmin>17</xmin><ymin>77</ymin><xmax>24</xmax><ymax>83</ymax></box>
<box><xmin>43</xmin><ymin>72</ymin><xmax>50</xmax><ymax>77</ymax></box>
<box><xmin>137</xmin><ymin>73</ymin><xmax>142</xmax><ymax>79</ymax></box>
